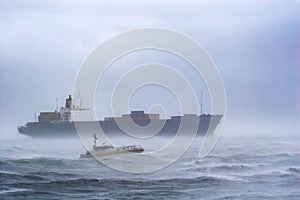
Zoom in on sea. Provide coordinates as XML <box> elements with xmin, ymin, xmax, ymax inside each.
<box><xmin>0</xmin><ymin>134</ymin><xmax>299</xmax><ymax>200</ymax></box>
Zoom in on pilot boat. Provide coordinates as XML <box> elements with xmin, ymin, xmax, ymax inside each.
<box><xmin>79</xmin><ymin>134</ymin><xmax>144</xmax><ymax>158</ymax></box>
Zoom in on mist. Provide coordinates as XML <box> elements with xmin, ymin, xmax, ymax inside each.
<box><xmin>0</xmin><ymin>0</ymin><xmax>299</xmax><ymax>138</ymax></box>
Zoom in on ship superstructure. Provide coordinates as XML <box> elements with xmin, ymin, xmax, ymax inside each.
<box><xmin>37</xmin><ymin>95</ymin><xmax>94</xmax><ymax>123</ymax></box>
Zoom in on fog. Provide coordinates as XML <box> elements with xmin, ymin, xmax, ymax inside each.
<box><xmin>0</xmin><ymin>0</ymin><xmax>299</xmax><ymax>138</ymax></box>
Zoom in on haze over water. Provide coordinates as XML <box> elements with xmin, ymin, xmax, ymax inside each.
<box><xmin>0</xmin><ymin>135</ymin><xmax>299</xmax><ymax>199</ymax></box>
<box><xmin>0</xmin><ymin>0</ymin><xmax>299</xmax><ymax>199</ymax></box>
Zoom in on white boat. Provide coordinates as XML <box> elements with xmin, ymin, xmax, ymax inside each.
<box><xmin>79</xmin><ymin>134</ymin><xmax>144</xmax><ymax>158</ymax></box>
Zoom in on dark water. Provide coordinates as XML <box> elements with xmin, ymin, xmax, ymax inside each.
<box><xmin>0</xmin><ymin>135</ymin><xmax>299</xmax><ymax>200</ymax></box>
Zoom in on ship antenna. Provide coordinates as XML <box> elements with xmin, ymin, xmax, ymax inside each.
<box><xmin>56</xmin><ymin>98</ymin><xmax>58</xmax><ymax>112</ymax></box>
<box><xmin>200</xmin><ymin>90</ymin><xmax>203</xmax><ymax>115</ymax></box>
<box><xmin>77</xmin><ymin>88</ymin><xmax>83</xmax><ymax>108</ymax></box>
<box><xmin>93</xmin><ymin>133</ymin><xmax>98</xmax><ymax>149</ymax></box>
<box><xmin>77</xmin><ymin>88</ymin><xmax>80</xmax><ymax>98</ymax></box>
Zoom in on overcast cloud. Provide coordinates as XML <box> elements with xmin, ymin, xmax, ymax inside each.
<box><xmin>0</xmin><ymin>0</ymin><xmax>299</xmax><ymax>137</ymax></box>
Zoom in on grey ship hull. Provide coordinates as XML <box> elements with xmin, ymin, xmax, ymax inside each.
<box><xmin>18</xmin><ymin>114</ymin><xmax>222</xmax><ymax>138</ymax></box>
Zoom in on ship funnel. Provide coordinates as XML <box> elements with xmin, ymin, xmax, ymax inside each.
<box><xmin>65</xmin><ymin>95</ymin><xmax>72</xmax><ymax>109</ymax></box>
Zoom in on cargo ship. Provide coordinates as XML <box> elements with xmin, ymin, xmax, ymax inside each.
<box><xmin>18</xmin><ymin>95</ymin><xmax>223</xmax><ymax>138</ymax></box>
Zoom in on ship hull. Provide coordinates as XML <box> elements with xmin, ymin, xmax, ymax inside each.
<box><xmin>18</xmin><ymin>115</ymin><xmax>222</xmax><ymax>138</ymax></box>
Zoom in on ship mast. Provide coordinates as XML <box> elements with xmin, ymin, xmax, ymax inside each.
<box><xmin>56</xmin><ymin>98</ymin><xmax>58</xmax><ymax>112</ymax></box>
<box><xmin>93</xmin><ymin>133</ymin><xmax>98</xmax><ymax>149</ymax></box>
<box><xmin>200</xmin><ymin>90</ymin><xmax>203</xmax><ymax>115</ymax></box>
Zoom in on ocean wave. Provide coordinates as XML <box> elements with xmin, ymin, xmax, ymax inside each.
<box><xmin>187</xmin><ymin>163</ymin><xmax>260</xmax><ymax>173</ymax></box>
<box><xmin>191</xmin><ymin>155</ymin><xmax>227</xmax><ymax>164</ymax></box>
<box><xmin>0</xmin><ymin>171</ymin><xmax>50</xmax><ymax>183</ymax></box>
<box><xmin>4</xmin><ymin>176</ymin><xmax>235</xmax><ymax>194</ymax></box>
<box><xmin>29</xmin><ymin>171</ymin><xmax>81</xmax><ymax>178</ymax></box>
<box><xmin>287</xmin><ymin>167</ymin><xmax>300</xmax><ymax>174</ymax></box>
<box><xmin>2</xmin><ymin>157</ymin><xmax>77</xmax><ymax>166</ymax></box>
<box><xmin>261</xmin><ymin>152</ymin><xmax>299</xmax><ymax>157</ymax></box>
<box><xmin>238</xmin><ymin>168</ymin><xmax>300</xmax><ymax>180</ymax></box>
<box><xmin>61</xmin><ymin>175</ymin><xmax>239</xmax><ymax>186</ymax></box>
<box><xmin>212</xmin><ymin>193</ymin><xmax>300</xmax><ymax>200</ymax></box>
<box><xmin>0</xmin><ymin>188</ymin><xmax>30</xmax><ymax>195</ymax></box>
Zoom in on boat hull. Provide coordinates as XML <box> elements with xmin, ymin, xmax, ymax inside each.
<box><xmin>18</xmin><ymin>114</ymin><xmax>222</xmax><ymax>138</ymax></box>
<box><xmin>79</xmin><ymin>147</ymin><xmax>144</xmax><ymax>158</ymax></box>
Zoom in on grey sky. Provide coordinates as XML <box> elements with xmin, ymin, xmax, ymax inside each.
<box><xmin>0</xmin><ymin>0</ymin><xmax>299</xmax><ymax>136</ymax></box>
